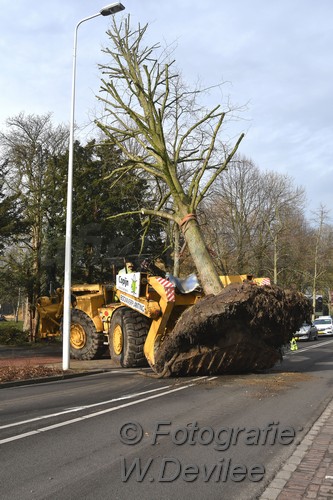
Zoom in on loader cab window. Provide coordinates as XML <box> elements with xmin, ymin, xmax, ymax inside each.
<box><xmin>118</xmin><ymin>262</ymin><xmax>135</xmax><ymax>274</ymax></box>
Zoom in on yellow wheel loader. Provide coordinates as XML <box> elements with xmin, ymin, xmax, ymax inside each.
<box><xmin>36</xmin><ymin>284</ymin><xmax>112</xmax><ymax>361</ymax></box>
<box><xmin>36</xmin><ymin>272</ymin><xmax>311</xmax><ymax>376</ymax></box>
<box><xmin>36</xmin><ymin>272</ymin><xmax>201</xmax><ymax>366</ymax></box>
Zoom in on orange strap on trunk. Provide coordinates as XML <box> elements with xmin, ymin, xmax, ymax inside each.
<box><xmin>179</xmin><ymin>213</ymin><xmax>197</xmax><ymax>228</ymax></box>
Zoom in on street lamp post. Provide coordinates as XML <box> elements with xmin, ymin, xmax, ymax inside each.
<box><xmin>63</xmin><ymin>3</ymin><xmax>125</xmax><ymax>370</ymax></box>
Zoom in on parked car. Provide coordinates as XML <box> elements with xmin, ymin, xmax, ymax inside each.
<box><xmin>294</xmin><ymin>322</ymin><xmax>318</xmax><ymax>341</ymax></box>
<box><xmin>313</xmin><ymin>316</ymin><xmax>333</xmax><ymax>336</ymax></box>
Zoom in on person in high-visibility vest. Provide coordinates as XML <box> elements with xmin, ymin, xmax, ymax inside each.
<box><xmin>290</xmin><ymin>337</ymin><xmax>298</xmax><ymax>351</ymax></box>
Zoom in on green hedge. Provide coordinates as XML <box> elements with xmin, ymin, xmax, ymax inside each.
<box><xmin>0</xmin><ymin>321</ymin><xmax>28</xmax><ymax>345</ymax></box>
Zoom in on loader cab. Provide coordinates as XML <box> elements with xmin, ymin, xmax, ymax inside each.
<box><xmin>243</xmin><ymin>275</ymin><xmax>255</xmax><ymax>283</ymax></box>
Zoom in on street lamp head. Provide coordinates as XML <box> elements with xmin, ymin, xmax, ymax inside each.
<box><xmin>100</xmin><ymin>2</ymin><xmax>125</xmax><ymax>16</ymax></box>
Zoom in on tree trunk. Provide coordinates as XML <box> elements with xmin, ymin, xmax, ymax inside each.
<box><xmin>23</xmin><ymin>297</ymin><xmax>30</xmax><ymax>332</ymax></box>
<box><xmin>182</xmin><ymin>218</ymin><xmax>223</xmax><ymax>295</ymax></box>
<box><xmin>273</xmin><ymin>235</ymin><xmax>278</xmax><ymax>285</ymax></box>
<box><xmin>173</xmin><ymin>224</ymin><xmax>180</xmax><ymax>277</ymax></box>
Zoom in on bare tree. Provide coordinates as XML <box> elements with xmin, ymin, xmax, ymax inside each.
<box><xmin>0</xmin><ymin>112</ymin><xmax>68</xmax><ymax>334</ymax></box>
<box><xmin>95</xmin><ymin>16</ymin><xmax>244</xmax><ymax>294</ymax></box>
<box><xmin>204</xmin><ymin>156</ymin><xmax>261</xmax><ymax>273</ymax></box>
<box><xmin>202</xmin><ymin>156</ymin><xmax>306</xmax><ymax>282</ymax></box>
<box><xmin>309</xmin><ymin>205</ymin><xmax>332</xmax><ymax>318</ymax></box>
<box><xmin>258</xmin><ymin>171</ymin><xmax>305</xmax><ymax>284</ymax></box>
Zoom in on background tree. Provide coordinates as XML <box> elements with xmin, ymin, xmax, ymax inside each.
<box><xmin>0</xmin><ymin>113</ymin><xmax>69</xmax><ymax>332</ymax></box>
<box><xmin>0</xmin><ymin>109</ymin><xmax>165</xmax><ymax>331</ymax></box>
<box><xmin>202</xmin><ymin>156</ymin><xmax>306</xmax><ymax>283</ymax></box>
<box><xmin>69</xmin><ymin>139</ymin><xmax>163</xmax><ymax>282</ymax></box>
<box><xmin>271</xmin><ymin>209</ymin><xmax>310</xmax><ymax>289</ymax></box>
<box><xmin>0</xmin><ymin>160</ymin><xmax>26</xmax><ymax>253</ymax></box>
<box><xmin>95</xmin><ymin>16</ymin><xmax>244</xmax><ymax>294</ymax></box>
<box><xmin>203</xmin><ymin>157</ymin><xmax>261</xmax><ymax>274</ymax></box>
<box><xmin>308</xmin><ymin>206</ymin><xmax>332</xmax><ymax>317</ymax></box>
<box><xmin>0</xmin><ymin>160</ymin><xmax>31</xmax><ymax>321</ymax></box>
<box><xmin>257</xmin><ymin>170</ymin><xmax>305</xmax><ymax>284</ymax></box>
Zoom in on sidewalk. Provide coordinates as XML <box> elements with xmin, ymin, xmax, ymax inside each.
<box><xmin>0</xmin><ymin>344</ymin><xmax>114</xmax><ymax>370</ymax></box>
<box><xmin>0</xmin><ymin>344</ymin><xmax>115</xmax><ymax>386</ymax></box>
<box><xmin>260</xmin><ymin>397</ymin><xmax>333</xmax><ymax>499</ymax></box>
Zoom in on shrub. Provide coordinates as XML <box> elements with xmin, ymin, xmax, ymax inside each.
<box><xmin>0</xmin><ymin>322</ymin><xmax>29</xmax><ymax>345</ymax></box>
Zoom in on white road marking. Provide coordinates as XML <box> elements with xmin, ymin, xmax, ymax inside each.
<box><xmin>0</xmin><ymin>382</ymin><xmax>199</xmax><ymax>445</ymax></box>
<box><xmin>0</xmin><ymin>377</ymin><xmax>208</xmax><ymax>431</ymax></box>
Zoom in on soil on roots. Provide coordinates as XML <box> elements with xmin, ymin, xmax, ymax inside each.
<box><xmin>154</xmin><ymin>283</ymin><xmax>312</xmax><ymax>377</ymax></box>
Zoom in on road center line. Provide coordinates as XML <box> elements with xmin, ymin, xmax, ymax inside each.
<box><xmin>0</xmin><ymin>383</ymin><xmax>197</xmax><ymax>445</ymax></box>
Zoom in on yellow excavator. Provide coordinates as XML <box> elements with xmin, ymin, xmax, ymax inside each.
<box><xmin>36</xmin><ymin>270</ymin><xmax>309</xmax><ymax>376</ymax></box>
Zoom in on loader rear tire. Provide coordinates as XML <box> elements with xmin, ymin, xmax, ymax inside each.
<box><xmin>68</xmin><ymin>309</ymin><xmax>106</xmax><ymax>360</ymax></box>
<box><xmin>109</xmin><ymin>307</ymin><xmax>149</xmax><ymax>368</ymax></box>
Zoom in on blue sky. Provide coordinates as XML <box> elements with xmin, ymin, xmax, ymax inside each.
<box><xmin>1</xmin><ymin>0</ymin><xmax>332</xmax><ymax>218</ymax></box>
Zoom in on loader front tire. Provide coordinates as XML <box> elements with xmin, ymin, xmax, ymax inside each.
<box><xmin>68</xmin><ymin>309</ymin><xmax>105</xmax><ymax>360</ymax></box>
<box><xmin>109</xmin><ymin>307</ymin><xmax>149</xmax><ymax>368</ymax></box>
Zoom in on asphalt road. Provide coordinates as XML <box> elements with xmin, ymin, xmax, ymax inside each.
<box><xmin>1</xmin><ymin>338</ymin><xmax>333</xmax><ymax>500</ymax></box>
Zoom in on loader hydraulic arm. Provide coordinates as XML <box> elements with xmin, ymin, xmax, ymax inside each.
<box><xmin>143</xmin><ymin>276</ymin><xmax>176</xmax><ymax>367</ymax></box>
